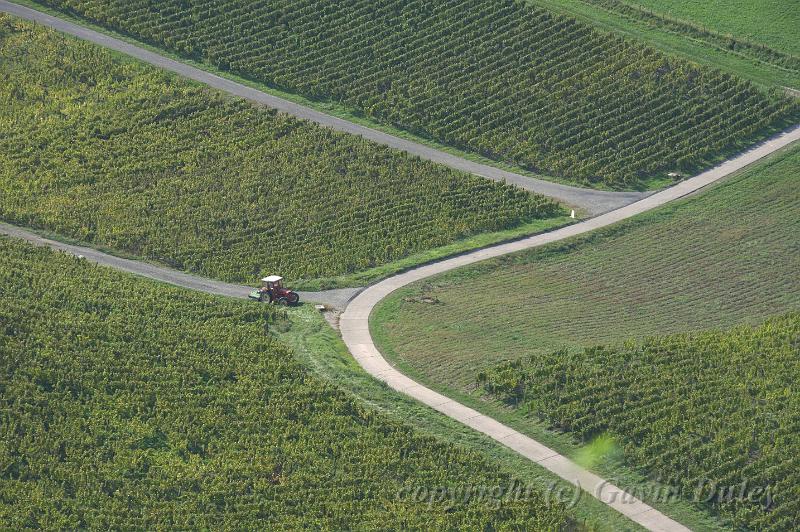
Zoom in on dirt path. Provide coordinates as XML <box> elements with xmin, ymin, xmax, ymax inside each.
<box><xmin>0</xmin><ymin>0</ymin><xmax>648</xmax><ymax>216</ymax></box>
<box><xmin>340</xmin><ymin>125</ymin><xmax>800</xmax><ymax>532</ymax></box>
<box><xmin>0</xmin><ymin>223</ymin><xmax>361</xmax><ymax>308</ymax></box>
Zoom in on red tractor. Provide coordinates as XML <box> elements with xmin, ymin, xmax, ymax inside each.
<box><xmin>249</xmin><ymin>275</ymin><xmax>300</xmax><ymax>305</ymax></box>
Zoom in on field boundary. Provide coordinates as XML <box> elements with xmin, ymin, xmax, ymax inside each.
<box><xmin>340</xmin><ymin>125</ymin><xmax>800</xmax><ymax>531</ymax></box>
<box><xmin>580</xmin><ymin>0</ymin><xmax>800</xmax><ymax>72</ymax></box>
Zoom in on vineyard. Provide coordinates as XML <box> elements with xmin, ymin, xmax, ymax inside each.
<box><xmin>34</xmin><ymin>0</ymin><xmax>800</xmax><ymax>187</ymax></box>
<box><xmin>371</xmin><ymin>143</ymin><xmax>800</xmax><ymax>527</ymax></box>
<box><xmin>480</xmin><ymin>313</ymin><xmax>800</xmax><ymax>530</ymax></box>
<box><xmin>0</xmin><ymin>15</ymin><xmax>559</xmax><ymax>284</ymax></box>
<box><xmin>0</xmin><ymin>236</ymin><xmax>568</xmax><ymax>528</ymax></box>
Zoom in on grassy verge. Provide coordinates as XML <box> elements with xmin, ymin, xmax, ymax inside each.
<box><xmin>294</xmin><ymin>215</ymin><xmax>574</xmax><ymax>290</ymax></box>
<box><xmin>529</xmin><ymin>0</ymin><xmax>800</xmax><ymax>90</ymax></box>
<box><xmin>276</xmin><ymin>305</ymin><xmax>650</xmax><ymax>531</ymax></box>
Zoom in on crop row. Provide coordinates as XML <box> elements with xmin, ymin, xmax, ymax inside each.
<box><xmin>480</xmin><ymin>314</ymin><xmax>800</xmax><ymax>530</ymax></box>
<box><xmin>0</xmin><ymin>237</ymin><xmax>568</xmax><ymax>528</ymax></box>
<box><xmin>0</xmin><ymin>16</ymin><xmax>558</xmax><ymax>284</ymax></box>
<box><xmin>38</xmin><ymin>0</ymin><xmax>800</xmax><ymax>186</ymax></box>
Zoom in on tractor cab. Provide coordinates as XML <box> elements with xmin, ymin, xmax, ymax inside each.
<box><xmin>261</xmin><ymin>275</ymin><xmax>284</xmax><ymax>291</ymax></box>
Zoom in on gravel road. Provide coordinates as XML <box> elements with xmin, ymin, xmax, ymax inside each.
<box><xmin>0</xmin><ymin>223</ymin><xmax>361</xmax><ymax>308</ymax></box>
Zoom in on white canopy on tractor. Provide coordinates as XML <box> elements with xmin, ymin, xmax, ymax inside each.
<box><xmin>261</xmin><ymin>275</ymin><xmax>283</xmax><ymax>283</ymax></box>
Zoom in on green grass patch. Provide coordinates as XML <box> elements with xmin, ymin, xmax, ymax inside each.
<box><xmin>626</xmin><ymin>0</ymin><xmax>800</xmax><ymax>57</ymax></box>
<box><xmin>373</xmin><ymin>144</ymin><xmax>800</xmax><ymax>387</ymax></box>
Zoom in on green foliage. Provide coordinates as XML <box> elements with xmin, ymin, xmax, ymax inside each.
<box><xmin>481</xmin><ymin>314</ymin><xmax>800</xmax><ymax>530</ymax></box>
<box><xmin>0</xmin><ymin>15</ymin><xmax>558</xmax><ymax>284</ymax></box>
<box><xmin>0</xmin><ymin>237</ymin><xmax>568</xmax><ymax>529</ymax></box>
<box><xmin>35</xmin><ymin>0</ymin><xmax>800</xmax><ymax>186</ymax></box>
<box><xmin>573</xmin><ymin>434</ymin><xmax>618</xmax><ymax>469</ymax></box>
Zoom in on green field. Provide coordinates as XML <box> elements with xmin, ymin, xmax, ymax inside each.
<box><xmin>528</xmin><ymin>0</ymin><xmax>800</xmax><ymax>90</ymax></box>
<box><xmin>481</xmin><ymin>313</ymin><xmax>800</xmax><ymax>530</ymax></box>
<box><xmin>372</xmin><ymin>145</ymin><xmax>800</xmax><ymax>526</ymax></box>
<box><xmin>0</xmin><ymin>236</ymin><xmax>570</xmax><ymax>529</ymax></box>
<box><xmin>0</xmin><ymin>15</ymin><xmax>561</xmax><ymax>286</ymax></box>
<box><xmin>626</xmin><ymin>0</ymin><xmax>800</xmax><ymax>57</ymax></box>
<box><xmin>32</xmin><ymin>0</ymin><xmax>800</xmax><ymax>188</ymax></box>
<box><xmin>5</xmin><ymin>3</ymin><xmax>800</xmax><ymax>530</ymax></box>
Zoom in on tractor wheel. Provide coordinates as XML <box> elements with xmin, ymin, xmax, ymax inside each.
<box><xmin>287</xmin><ymin>292</ymin><xmax>300</xmax><ymax>305</ymax></box>
<box><xmin>277</xmin><ymin>297</ymin><xmax>289</xmax><ymax>306</ymax></box>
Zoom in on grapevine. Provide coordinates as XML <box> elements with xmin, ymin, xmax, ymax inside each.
<box><xmin>0</xmin><ymin>236</ymin><xmax>568</xmax><ymax>529</ymax></box>
<box><xmin>480</xmin><ymin>315</ymin><xmax>800</xmax><ymax>530</ymax></box>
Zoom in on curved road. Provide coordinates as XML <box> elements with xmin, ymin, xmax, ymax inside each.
<box><xmin>339</xmin><ymin>125</ymin><xmax>800</xmax><ymax>532</ymax></box>
<box><xmin>3</xmin><ymin>1</ymin><xmax>800</xmax><ymax>529</ymax></box>
<box><xmin>0</xmin><ymin>223</ymin><xmax>361</xmax><ymax>309</ymax></box>
<box><xmin>0</xmin><ymin>0</ymin><xmax>647</xmax><ymax>216</ymax></box>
